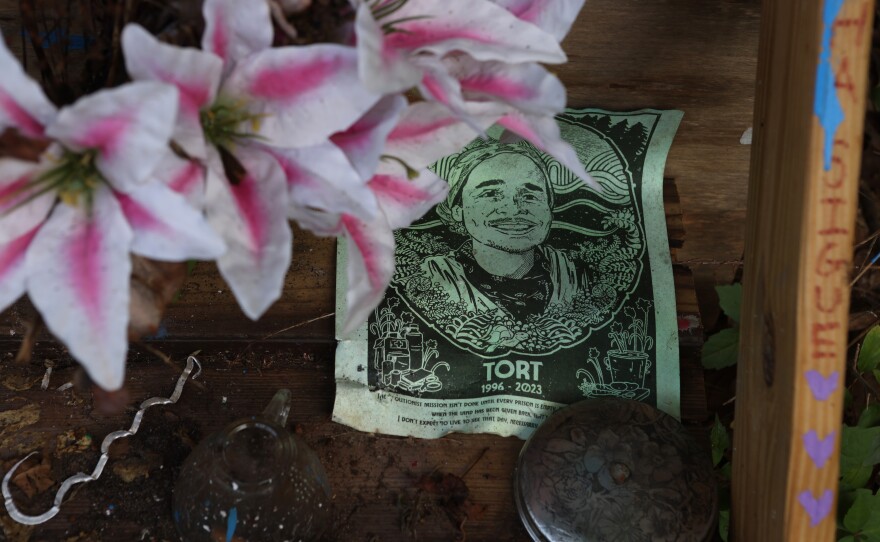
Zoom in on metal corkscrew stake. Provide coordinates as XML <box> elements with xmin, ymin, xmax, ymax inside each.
<box><xmin>2</xmin><ymin>355</ymin><xmax>202</xmax><ymax>526</ymax></box>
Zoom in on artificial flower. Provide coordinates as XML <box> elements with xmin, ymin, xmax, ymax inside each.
<box><xmin>353</xmin><ymin>0</ymin><xmax>567</xmax><ymax>93</ymax></box>
<box><xmin>0</xmin><ymin>35</ymin><xmax>224</xmax><ymax>390</ymax></box>
<box><xmin>490</xmin><ymin>0</ymin><xmax>586</xmax><ymax>41</ymax></box>
<box><xmin>354</xmin><ymin>0</ymin><xmax>597</xmax><ymax>189</ymax></box>
<box><xmin>122</xmin><ymin>0</ymin><xmax>382</xmax><ymax>319</ymax></box>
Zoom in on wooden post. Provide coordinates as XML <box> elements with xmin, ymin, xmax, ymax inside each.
<box><xmin>732</xmin><ymin>0</ymin><xmax>873</xmax><ymax>540</ymax></box>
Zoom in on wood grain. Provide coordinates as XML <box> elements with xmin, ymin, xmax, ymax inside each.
<box><xmin>0</xmin><ymin>177</ymin><xmax>704</xmax><ymax>541</ymax></box>
<box><xmin>0</xmin><ymin>0</ymin><xmax>762</xmax><ymax>538</ymax></box>
<box><xmin>0</xmin><ymin>0</ymin><xmax>761</xmax><ymax>340</ymax></box>
<box><xmin>0</xmin><ymin>262</ymin><xmax>706</xmax><ymax>542</ymax></box>
<box><xmin>731</xmin><ymin>0</ymin><xmax>873</xmax><ymax>539</ymax></box>
<box><xmin>557</xmin><ymin>0</ymin><xmax>760</xmax><ymax>303</ymax></box>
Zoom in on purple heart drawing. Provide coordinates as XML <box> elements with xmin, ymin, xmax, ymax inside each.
<box><xmin>798</xmin><ymin>489</ymin><xmax>833</xmax><ymax>526</ymax></box>
<box><xmin>805</xmin><ymin>370</ymin><xmax>839</xmax><ymax>401</ymax></box>
<box><xmin>803</xmin><ymin>430</ymin><xmax>836</xmax><ymax>468</ymax></box>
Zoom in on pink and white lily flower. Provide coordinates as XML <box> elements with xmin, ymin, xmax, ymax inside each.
<box><xmin>354</xmin><ymin>0</ymin><xmax>567</xmax><ymax>94</ymax></box>
<box><xmin>0</xmin><ymin>36</ymin><xmax>225</xmax><ymax>391</ymax></box>
<box><xmin>354</xmin><ymin>0</ymin><xmax>597</xmax><ymax>189</ymax></box>
<box><xmin>122</xmin><ymin>0</ymin><xmax>382</xmax><ymax>320</ymax></box>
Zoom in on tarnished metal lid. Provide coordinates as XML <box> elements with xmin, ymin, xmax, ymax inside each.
<box><xmin>515</xmin><ymin>399</ymin><xmax>717</xmax><ymax>542</ymax></box>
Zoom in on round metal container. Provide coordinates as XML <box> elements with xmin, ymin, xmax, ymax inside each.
<box><xmin>515</xmin><ymin>398</ymin><xmax>717</xmax><ymax>542</ymax></box>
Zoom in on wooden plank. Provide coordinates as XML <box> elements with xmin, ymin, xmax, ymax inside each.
<box><xmin>0</xmin><ymin>171</ymin><xmax>701</xmax><ymax>541</ymax></box>
<box><xmin>157</xmin><ymin>226</ymin><xmax>337</xmax><ymax>341</ymax></box>
<box><xmin>1</xmin><ymin>260</ymin><xmax>704</xmax><ymax>541</ymax></box>
<box><xmin>731</xmin><ymin>0</ymin><xmax>873</xmax><ymax>539</ymax></box>
<box><xmin>4</xmin><ymin>343</ymin><xmax>538</xmax><ymax>542</ymax></box>
<box><xmin>557</xmin><ymin>0</ymin><xmax>760</xmax><ymax>299</ymax></box>
<box><xmin>0</xmin><ymin>0</ymin><xmax>755</xmax><ymax>536</ymax></box>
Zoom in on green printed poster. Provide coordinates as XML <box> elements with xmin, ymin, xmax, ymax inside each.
<box><xmin>334</xmin><ymin>108</ymin><xmax>683</xmax><ymax>439</ymax></box>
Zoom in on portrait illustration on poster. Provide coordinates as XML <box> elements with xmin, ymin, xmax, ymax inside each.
<box><xmin>335</xmin><ymin>108</ymin><xmax>683</xmax><ymax>439</ymax></box>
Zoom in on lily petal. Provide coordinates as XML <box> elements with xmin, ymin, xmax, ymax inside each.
<box><xmin>202</xmin><ymin>0</ymin><xmax>272</xmax><ymax>71</ymax></box>
<box><xmin>0</xmin><ymin>32</ymin><xmax>57</xmax><ymax>137</ymax></box>
<box><xmin>448</xmin><ymin>56</ymin><xmax>566</xmax><ymax>117</ymax></box>
<box><xmin>369</xmin><ymin>164</ymin><xmax>448</xmax><ymax>229</ymax></box>
<box><xmin>262</xmin><ymin>142</ymin><xmax>378</xmax><ymax>221</ymax></box>
<box><xmin>357</xmin><ymin>0</ymin><xmax>565</xmax><ymax>95</ymax></box>
<box><xmin>384</xmin><ymin>101</ymin><xmax>499</xmax><ymax>169</ymax></box>
<box><xmin>330</xmin><ymin>94</ymin><xmax>407</xmax><ymax>181</ymax></box>
<box><xmin>340</xmin><ymin>212</ymin><xmax>395</xmax><ymax>335</ymax></box>
<box><xmin>47</xmin><ymin>82</ymin><xmax>179</xmax><ymax>192</ymax></box>
<box><xmin>416</xmin><ymin>55</ymin><xmax>488</xmax><ymax>135</ymax></box>
<box><xmin>25</xmin><ymin>187</ymin><xmax>133</xmax><ymax>390</ymax></box>
<box><xmin>116</xmin><ymin>182</ymin><xmax>225</xmax><ymax>261</ymax></box>
<box><xmin>288</xmin><ymin>203</ymin><xmax>344</xmax><ymax>237</ymax></box>
<box><xmin>491</xmin><ymin>0</ymin><xmax>585</xmax><ymax>41</ymax></box>
<box><xmin>498</xmin><ymin>110</ymin><xmax>599</xmax><ymax>190</ymax></box>
<box><xmin>0</xmin><ymin>158</ymin><xmax>52</xmax><ymax>244</ymax></box>
<box><xmin>224</xmin><ymin>44</ymin><xmax>379</xmax><ymax>148</ymax></box>
<box><xmin>204</xmin><ymin>146</ymin><xmax>291</xmax><ymax>320</ymax></box>
<box><xmin>0</xmin><ymin>227</ymin><xmax>39</xmax><ymax>312</ymax></box>
<box><xmin>122</xmin><ymin>24</ymin><xmax>222</xmax><ymax>159</ymax></box>
<box><xmin>151</xmin><ymin>152</ymin><xmax>207</xmax><ymax>209</ymax></box>
<box><xmin>354</xmin><ymin>3</ymin><xmax>423</xmax><ymax>93</ymax></box>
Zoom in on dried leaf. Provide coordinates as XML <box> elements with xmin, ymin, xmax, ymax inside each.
<box><xmin>112</xmin><ymin>457</ymin><xmax>152</xmax><ymax>483</ymax></box>
<box><xmin>0</xmin><ymin>513</ymin><xmax>33</xmax><ymax>542</ymax></box>
<box><xmin>0</xmin><ymin>404</ymin><xmax>41</xmax><ymax>437</ymax></box>
<box><xmin>11</xmin><ymin>457</ymin><xmax>54</xmax><ymax>499</ymax></box>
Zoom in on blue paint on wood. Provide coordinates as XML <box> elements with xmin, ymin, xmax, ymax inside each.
<box><xmin>814</xmin><ymin>0</ymin><xmax>846</xmax><ymax>171</ymax></box>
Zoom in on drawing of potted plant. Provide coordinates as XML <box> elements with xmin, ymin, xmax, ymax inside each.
<box><xmin>605</xmin><ymin>299</ymin><xmax>654</xmax><ymax>388</ymax></box>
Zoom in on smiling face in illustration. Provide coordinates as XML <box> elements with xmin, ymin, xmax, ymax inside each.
<box><xmin>454</xmin><ymin>153</ymin><xmax>552</xmax><ymax>253</ymax></box>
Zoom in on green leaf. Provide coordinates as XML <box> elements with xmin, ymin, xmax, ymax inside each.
<box><xmin>718</xmin><ymin>509</ymin><xmax>730</xmax><ymax>542</ymax></box>
<box><xmin>715</xmin><ymin>284</ymin><xmax>742</xmax><ymax>323</ymax></box>
<box><xmin>840</xmin><ymin>426</ymin><xmax>880</xmax><ymax>490</ymax></box>
<box><xmin>840</xmin><ymin>489</ymin><xmax>860</xmax><ymax>530</ymax></box>
<box><xmin>841</xmin><ymin>489</ymin><xmax>872</xmax><ymax>532</ymax></box>
<box><xmin>711</xmin><ymin>415</ymin><xmax>730</xmax><ymax>466</ymax></box>
<box><xmin>702</xmin><ymin>328</ymin><xmax>740</xmax><ymax>369</ymax></box>
<box><xmin>874</xmin><ymin>369</ymin><xmax>880</xmax><ymax>385</ymax></box>
<box><xmin>842</xmin><ymin>489</ymin><xmax>880</xmax><ymax>540</ymax></box>
<box><xmin>857</xmin><ymin>326</ymin><xmax>880</xmax><ymax>373</ymax></box>
<box><xmin>719</xmin><ymin>462</ymin><xmax>732</xmax><ymax>480</ymax></box>
<box><xmin>838</xmin><ymin>536</ymin><xmax>856</xmax><ymax>542</ymax></box>
<box><xmin>859</xmin><ymin>405</ymin><xmax>880</xmax><ymax>428</ymax></box>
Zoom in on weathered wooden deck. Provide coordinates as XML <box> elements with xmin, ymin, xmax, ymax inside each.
<box><xmin>0</xmin><ymin>1</ymin><xmax>760</xmax><ymax>540</ymax></box>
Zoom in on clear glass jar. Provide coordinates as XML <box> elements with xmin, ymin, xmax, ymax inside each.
<box><xmin>172</xmin><ymin>389</ymin><xmax>331</xmax><ymax>541</ymax></box>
